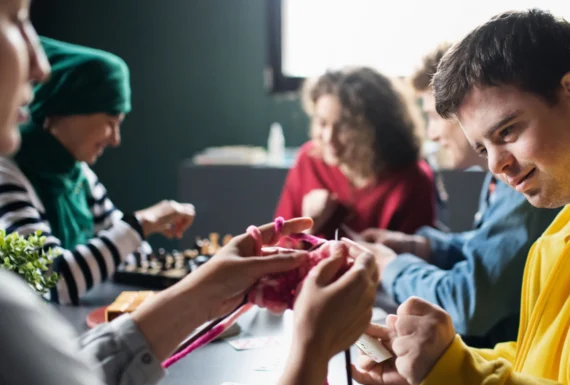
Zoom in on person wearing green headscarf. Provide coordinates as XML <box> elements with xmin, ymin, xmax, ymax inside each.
<box><xmin>0</xmin><ymin>37</ymin><xmax>195</xmax><ymax>305</ymax></box>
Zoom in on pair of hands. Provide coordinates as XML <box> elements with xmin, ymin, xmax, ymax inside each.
<box><xmin>191</xmin><ymin>217</ymin><xmax>379</xmax><ymax>361</ymax></box>
<box><xmin>135</xmin><ymin>200</ymin><xmax>195</xmax><ymax>239</ymax></box>
<box><xmin>352</xmin><ymin>297</ymin><xmax>456</xmax><ymax>385</ymax></box>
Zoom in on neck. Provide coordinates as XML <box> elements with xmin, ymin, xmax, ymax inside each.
<box><xmin>339</xmin><ymin>164</ymin><xmax>375</xmax><ymax>188</ymax></box>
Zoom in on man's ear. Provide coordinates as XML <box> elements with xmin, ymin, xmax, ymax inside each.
<box><xmin>560</xmin><ymin>72</ymin><xmax>570</xmax><ymax>98</ymax></box>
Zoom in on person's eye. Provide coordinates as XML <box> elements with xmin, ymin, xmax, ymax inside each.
<box><xmin>476</xmin><ymin>147</ymin><xmax>488</xmax><ymax>158</ymax></box>
<box><xmin>499</xmin><ymin>126</ymin><xmax>513</xmax><ymax>139</ymax></box>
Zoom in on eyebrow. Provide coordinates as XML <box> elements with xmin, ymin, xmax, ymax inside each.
<box><xmin>482</xmin><ymin>111</ymin><xmax>521</xmax><ymax>140</ymax></box>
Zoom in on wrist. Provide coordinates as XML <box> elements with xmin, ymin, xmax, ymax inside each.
<box><xmin>133</xmin><ymin>211</ymin><xmax>152</xmax><ymax>237</ymax></box>
<box><xmin>291</xmin><ymin>318</ymin><xmax>336</xmax><ymax>361</ymax></box>
<box><xmin>412</xmin><ymin>236</ymin><xmax>431</xmax><ymax>260</ymax></box>
<box><xmin>281</xmin><ymin>339</ymin><xmax>330</xmax><ymax>384</ymax></box>
<box><xmin>122</xmin><ymin>212</ymin><xmax>146</xmax><ymax>240</ymax></box>
<box><xmin>130</xmin><ymin>281</ymin><xmax>206</xmax><ymax>360</ymax></box>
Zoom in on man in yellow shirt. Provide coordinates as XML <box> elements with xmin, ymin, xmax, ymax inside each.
<box><xmin>352</xmin><ymin>8</ymin><xmax>570</xmax><ymax>385</ymax></box>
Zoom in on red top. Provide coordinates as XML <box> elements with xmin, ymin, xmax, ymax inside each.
<box><xmin>275</xmin><ymin>141</ymin><xmax>436</xmax><ymax>237</ymax></box>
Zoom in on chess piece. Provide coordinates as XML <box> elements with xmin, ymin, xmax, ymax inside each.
<box><xmin>200</xmin><ymin>239</ymin><xmax>211</xmax><ymax>256</ymax></box>
<box><xmin>165</xmin><ymin>254</ymin><xmax>174</xmax><ymax>270</ymax></box>
<box><xmin>209</xmin><ymin>233</ymin><xmax>220</xmax><ymax>255</ymax></box>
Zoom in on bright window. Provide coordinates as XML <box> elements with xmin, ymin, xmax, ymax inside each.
<box><xmin>282</xmin><ymin>0</ymin><xmax>570</xmax><ymax>78</ymax></box>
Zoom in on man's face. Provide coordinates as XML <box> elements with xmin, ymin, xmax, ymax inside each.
<box><xmin>457</xmin><ymin>79</ymin><xmax>570</xmax><ymax>208</ymax></box>
<box><xmin>421</xmin><ymin>92</ymin><xmax>483</xmax><ymax>170</ymax></box>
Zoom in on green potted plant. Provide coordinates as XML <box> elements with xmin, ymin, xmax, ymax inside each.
<box><xmin>0</xmin><ymin>230</ymin><xmax>58</xmax><ymax>294</ymax></box>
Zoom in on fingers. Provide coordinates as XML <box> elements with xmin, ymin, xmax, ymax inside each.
<box><xmin>386</xmin><ymin>314</ymin><xmax>397</xmax><ymax>330</ymax></box>
<box><xmin>397</xmin><ymin>296</ymin><xmax>445</xmax><ymax>317</ymax></box>
<box><xmin>155</xmin><ymin>202</ymin><xmax>196</xmax><ymax>228</ymax></box>
<box><xmin>242</xmin><ymin>251</ymin><xmax>308</xmax><ymax>276</ymax></box>
<box><xmin>343</xmin><ymin>242</ymin><xmax>379</xmax><ymax>283</ymax></box>
<box><xmin>366</xmin><ymin>323</ymin><xmax>395</xmax><ymax>341</ymax></box>
<box><xmin>391</xmin><ymin>335</ymin><xmax>415</xmax><ymax>359</ymax></box>
<box><xmin>351</xmin><ymin>363</ymin><xmax>378</xmax><ymax>385</ymax></box>
<box><xmin>260</xmin><ymin>246</ymin><xmax>297</xmax><ymax>256</ymax></box>
<box><xmin>257</xmin><ymin>217</ymin><xmax>314</xmax><ymax>245</ymax></box>
<box><xmin>226</xmin><ymin>217</ymin><xmax>314</xmax><ymax>255</ymax></box>
<box><xmin>308</xmin><ymin>248</ymin><xmax>347</xmax><ymax>286</ymax></box>
<box><xmin>332</xmin><ymin>260</ymin><xmax>375</xmax><ymax>293</ymax></box>
<box><xmin>357</xmin><ymin>351</ymin><xmax>378</xmax><ymax>371</ymax></box>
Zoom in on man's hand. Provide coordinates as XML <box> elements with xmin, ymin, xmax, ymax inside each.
<box><xmin>387</xmin><ymin>297</ymin><xmax>456</xmax><ymax>384</ymax></box>
<box><xmin>360</xmin><ymin>228</ymin><xmax>431</xmax><ymax>261</ymax></box>
<box><xmin>351</xmin><ymin>324</ymin><xmax>409</xmax><ymax>385</ymax></box>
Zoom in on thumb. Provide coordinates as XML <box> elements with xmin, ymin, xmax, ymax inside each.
<box><xmin>386</xmin><ymin>314</ymin><xmax>397</xmax><ymax>330</ymax></box>
<box><xmin>308</xmin><ymin>247</ymin><xmax>347</xmax><ymax>286</ymax></box>
<box><xmin>366</xmin><ymin>323</ymin><xmax>395</xmax><ymax>341</ymax></box>
<box><xmin>243</xmin><ymin>252</ymin><xmax>308</xmax><ymax>276</ymax></box>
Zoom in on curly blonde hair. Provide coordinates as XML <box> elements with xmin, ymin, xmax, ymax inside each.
<box><xmin>302</xmin><ymin>67</ymin><xmax>421</xmax><ymax>177</ymax></box>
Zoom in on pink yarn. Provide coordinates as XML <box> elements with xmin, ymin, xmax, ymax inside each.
<box><xmin>247</xmin><ymin>217</ymin><xmax>353</xmax><ymax>313</ymax></box>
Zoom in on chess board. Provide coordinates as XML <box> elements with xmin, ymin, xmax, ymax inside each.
<box><xmin>113</xmin><ymin>233</ymin><xmax>232</xmax><ymax>289</ymax></box>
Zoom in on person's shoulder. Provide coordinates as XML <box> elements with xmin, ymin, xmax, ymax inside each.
<box><xmin>296</xmin><ymin>141</ymin><xmax>317</xmax><ymax>160</ymax></box>
<box><xmin>0</xmin><ymin>157</ymin><xmax>44</xmax><ymax>208</ymax></box>
<box><xmin>415</xmin><ymin>159</ymin><xmax>434</xmax><ymax>179</ymax></box>
<box><xmin>291</xmin><ymin>141</ymin><xmax>324</xmax><ymax>168</ymax></box>
<box><xmin>0</xmin><ymin>157</ymin><xmax>29</xmax><ymax>184</ymax></box>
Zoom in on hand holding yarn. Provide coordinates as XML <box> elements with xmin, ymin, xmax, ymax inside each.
<box><xmin>291</xmin><ymin>243</ymin><xmax>379</xmax><ymax>361</ymax></box>
<box><xmin>246</xmin><ymin>217</ymin><xmax>358</xmax><ymax>313</ymax></box>
<box><xmin>184</xmin><ymin>217</ymin><xmax>313</xmax><ymax>322</ymax></box>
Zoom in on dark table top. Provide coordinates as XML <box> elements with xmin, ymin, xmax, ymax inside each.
<box><xmin>55</xmin><ymin>281</ymin><xmax>397</xmax><ymax>385</ymax></box>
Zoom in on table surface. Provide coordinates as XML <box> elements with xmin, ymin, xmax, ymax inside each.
<box><xmin>55</xmin><ymin>281</ymin><xmax>398</xmax><ymax>385</ymax></box>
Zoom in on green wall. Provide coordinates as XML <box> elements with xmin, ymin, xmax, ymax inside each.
<box><xmin>31</xmin><ymin>0</ymin><xmax>308</xmax><ymax>248</ymax></box>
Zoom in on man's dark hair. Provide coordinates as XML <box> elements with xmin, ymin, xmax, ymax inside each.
<box><xmin>433</xmin><ymin>9</ymin><xmax>570</xmax><ymax>118</ymax></box>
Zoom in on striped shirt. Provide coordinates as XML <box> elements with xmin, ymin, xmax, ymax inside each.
<box><xmin>0</xmin><ymin>157</ymin><xmax>150</xmax><ymax>305</ymax></box>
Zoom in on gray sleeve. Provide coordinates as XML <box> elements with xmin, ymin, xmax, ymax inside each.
<box><xmin>0</xmin><ymin>271</ymin><xmax>106</xmax><ymax>385</ymax></box>
<box><xmin>0</xmin><ymin>270</ymin><xmax>164</xmax><ymax>385</ymax></box>
<box><xmin>78</xmin><ymin>315</ymin><xmax>164</xmax><ymax>385</ymax></box>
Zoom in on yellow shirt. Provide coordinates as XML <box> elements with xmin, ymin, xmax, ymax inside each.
<box><xmin>424</xmin><ymin>205</ymin><xmax>570</xmax><ymax>385</ymax></box>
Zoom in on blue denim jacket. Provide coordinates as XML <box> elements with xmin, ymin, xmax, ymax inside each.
<box><xmin>381</xmin><ymin>172</ymin><xmax>561</xmax><ymax>347</ymax></box>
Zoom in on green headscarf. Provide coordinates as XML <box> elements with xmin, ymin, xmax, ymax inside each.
<box><xmin>14</xmin><ymin>37</ymin><xmax>131</xmax><ymax>249</ymax></box>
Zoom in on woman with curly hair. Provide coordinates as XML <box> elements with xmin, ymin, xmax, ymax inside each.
<box><xmin>275</xmin><ymin>67</ymin><xmax>436</xmax><ymax>238</ymax></box>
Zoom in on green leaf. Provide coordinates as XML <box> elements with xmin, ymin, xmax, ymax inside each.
<box><xmin>0</xmin><ymin>230</ymin><xmax>58</xmax><ymax>293</ymax></box>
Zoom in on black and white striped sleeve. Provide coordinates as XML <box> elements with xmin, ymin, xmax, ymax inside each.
<box><xmin>0</xmin><ymin>158</ymin><xmax>145</xmax><ymax>305</ymax></box>
<box><xmin>82</xmin><ymin>164</ymin><xmax>152</xmax><ymax>266</ymax></box>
